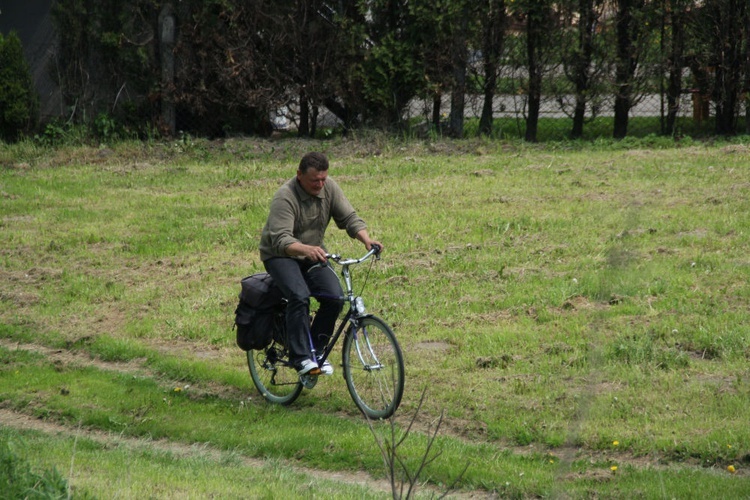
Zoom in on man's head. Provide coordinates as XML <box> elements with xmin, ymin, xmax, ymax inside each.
<box><xmin>297</xmin><ymin>152</ymin><xmax>329</xmax><ymax>196</ymax></box>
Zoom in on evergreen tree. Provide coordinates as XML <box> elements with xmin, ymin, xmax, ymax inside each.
<box><xmin>0</xmin><ymin>32</ymin><xmax>39</xmax><ymax>142</ymax></box>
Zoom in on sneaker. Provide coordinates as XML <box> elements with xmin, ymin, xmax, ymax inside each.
<box><xmin>296</xmin><ymin>359</ymin><xmax>320</xmax><ymax>376</ymax></box>
<box><xmin>319</xmin><ymin>360</ymin><xmax>334</xmax><ymax>375</ymax></box>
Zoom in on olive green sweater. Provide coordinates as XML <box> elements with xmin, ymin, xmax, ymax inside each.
<box><xmin>259</xmin><ymin>177</ymin><xmax>367</xmax><ymax>261</ymax></box>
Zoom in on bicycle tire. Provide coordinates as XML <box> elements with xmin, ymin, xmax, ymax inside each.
<box><xmin>342</xmin><ymin>316</ymin><xmax>404</xmax><ymax>419</ymax></box>
<box><xmin>247</xmin><ymin>346</ymin><xmax>303</xmax><ymax>405</ymax></box>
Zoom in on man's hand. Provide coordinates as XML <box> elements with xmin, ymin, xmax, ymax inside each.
<box><xmin>356</xmin><ymin>229</ymin><xmax>383</xmax><ymax>254</ymax></box>
<box><xmin>285</xmin><ymin>242</ymin><xmax>328</xmax><ymax>262</ymax></box>
<box><xmin>367</xmin><ymin>240</ymin><xmax>384</xmax><ymax>254</ymax></box>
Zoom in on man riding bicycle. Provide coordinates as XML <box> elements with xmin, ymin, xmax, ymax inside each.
<box><xmin>259</xmin><ymin>152</ymin><xmax>383</xmax><ymax>376</ymax></box>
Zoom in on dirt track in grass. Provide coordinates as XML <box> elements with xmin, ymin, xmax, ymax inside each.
<box><xmin>0</xmin><ymin>338</ymin><xmax>503</xmax><ymax>497</ymax></box>
<box><xmin>1</xmin><ymin>337</ymin><xmax>743</xmax><ymax>500</ymax></box>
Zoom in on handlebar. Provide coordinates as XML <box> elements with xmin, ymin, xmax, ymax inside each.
<box><xmin>326</xmin><ymin>243</ymin><xmax>381</xmax><ymax>266</ymax></box>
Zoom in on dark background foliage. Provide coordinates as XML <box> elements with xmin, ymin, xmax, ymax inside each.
<box><xmin>1</xmin><ymin>0</ymin><xmax>749</xmax><ymax>142</ymax></box>
<box><xmin>0</xmin><ymin>32</ymin><xmax>39</xmax><ymax>142</ymax></box>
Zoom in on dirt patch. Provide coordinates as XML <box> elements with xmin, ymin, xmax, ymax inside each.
<box><xmin>0</xmin><ymin>339</ymin><xmax>146</xmax><ymax>375</ymax></box>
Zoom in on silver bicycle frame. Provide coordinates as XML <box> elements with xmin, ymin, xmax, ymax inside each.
<box><xmin>317</xmin><ymin>247</ymin><xmax>384</xmax><ymax>370</ymax></box>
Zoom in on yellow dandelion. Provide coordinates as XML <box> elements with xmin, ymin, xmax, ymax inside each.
<box><xmin>613</xmin><ymin>440</ymin><xmax>619</xmax><ymax>447</ymax></box>
<box><xmin>173</xmin><ymin>387</ymin><xmax>182</xmax><ymax>393</ymax></box>
<box><xmin>727</xmin><ymin>444</ymin><xmax>733</xmax><ymax>449</ymax></box>
<box><xmin>727</xmin><ymin>465</ymin><xmax>736</xmax><ymax>474</ymax></box>
<box><xmin>610</xmin><ymin>466</ymin><xmax>618</xmax><ymax>473</ymax></box>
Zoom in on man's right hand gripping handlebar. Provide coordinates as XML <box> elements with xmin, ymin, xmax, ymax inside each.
<box><xmin>370</xmin><ymin>243</ymin><xmax>382</xmax><ymax>259</ymax></box>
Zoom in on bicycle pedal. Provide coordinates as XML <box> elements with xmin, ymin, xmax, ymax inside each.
<box><xmin>299</xmin><ymin>372</ymin><xmax>319</xmax><ymax>389</ymax></box>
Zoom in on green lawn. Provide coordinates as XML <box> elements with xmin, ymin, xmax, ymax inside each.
<box><xmin>1</xmin><ymin>136</ymin><xmax>749</xmax><ymax>498</ymax></box>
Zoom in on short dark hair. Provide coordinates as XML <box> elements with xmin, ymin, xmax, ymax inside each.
<box><xmin>298</xmin><ymin>152</ymin><xmax>329</xmax><ymax>173</ymax></box>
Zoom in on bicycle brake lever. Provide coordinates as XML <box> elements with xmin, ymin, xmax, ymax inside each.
<box><xmin>308</xmin><ymin>257</ymin><xmax>333</xmax><ymax>272</ymax></box>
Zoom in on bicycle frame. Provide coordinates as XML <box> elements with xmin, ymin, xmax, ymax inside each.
<box><xmin>266</xmin><ymin>246</ymin><xmax>379</xmax><ymax>370</ymax></box>
<box><xmin>311</xmin><ymin>245</ymin><xmax>379</xmax><ymax>366</ymax></box>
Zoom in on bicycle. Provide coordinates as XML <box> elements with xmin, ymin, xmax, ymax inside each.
<box><xmin>246</xmin><ymin>245</ymin><xmax>405</xmax><ymax>419</ymax></box>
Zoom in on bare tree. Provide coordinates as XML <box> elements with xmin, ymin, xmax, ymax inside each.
<box><xmin>410</xmin><ymin>0</ymin><xmax>456</xmax><ymax>131</ymax></box>
<box><xmin>172</xmin><ymin>1</ymin><xmax>290</xmax><ymax>136</ymax></box>
<box><xmin>365</xmin><ymin>387</ymin><xmax>469</xmax><ymax>500</ymax></box>
<box><xmin>448</xmin><ymin>2</ymin><xmax>471</xmax><ymax>138</ymax></box>
<box><xmin>524</xmin><ymin>0</ymin><xmax>554</xmax><ymax>142</ymax></box>
<box><xmin>745</xmin><ymin>3</ymin><xmax>750</xmax><ymax>133</ymax></box>
<box><xmin>478</xmin><ymin>0</ymin><xmax>508</xmax><ymax>136</ymax></box>
<box><xmin>563</xmin><ymin>0</ymin><xmax>606</xmax><ymax>138</ymax></box>
<box><xmin>707</xmin><ymin>0</ymin><xmax>747</xmax><ymax>135</ymax></box>
<box><xmin>663</xmin><ymin>0</ymin><xmax>689</xmax><ymax>136</ymax></box>
<box><xmin>613</xmin><ymin>0</ymin><xmax>644</xmax><ymax>139</ymax></box>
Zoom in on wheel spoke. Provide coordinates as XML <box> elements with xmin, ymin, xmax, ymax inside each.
<box><xmin>343</xmin><ymin>317</ymin><xmax>404</xmax><ymax>419</ymax></box>
<box><xmin>247</xmin><ymin>345</ymin><xmax>303</xmax><ymax>405</ymax></box>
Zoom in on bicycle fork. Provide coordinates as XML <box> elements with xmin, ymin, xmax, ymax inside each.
<box><xmin>352</xmin><ymin>323</ymin><xmax>384</xmax><ymax>372</ymax></box>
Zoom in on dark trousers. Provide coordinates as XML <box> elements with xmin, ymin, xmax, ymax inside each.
<box><xmin>264</xmin><ymin>257</ymin><xmax>344</xmax><ymax>366</ymax></box>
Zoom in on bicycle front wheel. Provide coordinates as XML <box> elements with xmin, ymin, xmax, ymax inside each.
<box><xmin>247</xmin><ymin>346</ymin><xmax>303</xmax><ymax>405</ymax></box>
<box><xmin>342</xmin><ymin>316</ymin><xmax>404</xmax><ymax>419</ymax></box>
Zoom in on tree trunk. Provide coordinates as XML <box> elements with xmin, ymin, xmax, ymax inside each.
<box><xmin>449</xmin><ymin>4</ymin><xmax>469</xmax><ymax>138</ymax></box>
<box><xmin>713</xmin><ymin>0</ymin><xmax>744</xmax><ymax>136</ymax></box>
<box><xmin>665</xmin><ymin>3</ymin><xmax>684</xmax><ymax>136</ymax></box>
<box><xmin>613</xmin><ymin>0</ymin><xmax>639</xmax><ymax>139</ymax></box>
<box><xmin>479</xmin><ymin>72</ymin><xmax>497</xmax><ymax>137</ymax></box>
<box><xmin>449</xmin><ymin>78</ymin><xmax>465</xmax><ymax>138</ymax></box>
<box><xmin>323</xmin><ymin>97</ymin><xmax>357</xmax><ymax>131</ymax></box>
<box><xmin>745</xmin><ymin>5</ymin><xmax>750</xmax><ymax>133</ymax></box>
<box><xmin>525</xmin><ymin>5</ymin><xmax>545</xmax><ymax>142</ymax></box>
<box><xmin>159</xmin><ymin>4</ymin><xmax>176</xmax><ymax>137</ymax></box>
<box><xmin>479</xmin><ymin>0</ymin><xmax>506</xmax><ymax>136</ymax></box>
<box><xmin>310</xmin><ymin>105</ymin><xmax>318</xmax><ymax>138</ymax></box>
<box><xmin>298</xmin><ymin>90</ymin><xmax>310</xmax><ymax>137</ymax></box>
<box><xmin>571</xmin><ymin>0</ymin><xmax>596</xmax><ymax>139</ymax></box>
<box><xmin>432</xmin><ymin>93</ymin><xmax>442</xmax><ymax>129</ymax></box>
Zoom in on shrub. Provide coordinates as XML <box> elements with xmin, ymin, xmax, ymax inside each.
<box><xmin>0</xmin><ymin>432</ymin><xmax>70</xmax><ymax>498</ymax></box>
<box><xmin>0</xmin><ymin>32</ymin><xmax>39</xmax><ymax>142</ymax></box>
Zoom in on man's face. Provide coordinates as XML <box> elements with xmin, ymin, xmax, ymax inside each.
<box><xmin>297</xmin><ymin>168</ymin><xmax>328</xmax><ymax>196</ymax></box>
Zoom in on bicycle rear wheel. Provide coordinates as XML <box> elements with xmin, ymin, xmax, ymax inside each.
<box><xmin>247</xmin><ymin>345</ymin><xmax>303</xmax><ymax>405</ymax></box>
<box><xmin>342</xmin><ymin>316</ymin><xmax>404</xmax><ymax>419</ymax></box>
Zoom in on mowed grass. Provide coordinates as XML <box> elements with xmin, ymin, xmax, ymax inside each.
<box><xmin>1</xmin><ymin>136</ymin><xmax>749</xmax><ymax>497</ymax></box>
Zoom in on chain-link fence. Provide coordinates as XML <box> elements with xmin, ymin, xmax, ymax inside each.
<box><xmin>416</xmin><ymin>90</ymin><xmax>735</xmax><ymax>140</ymax></box>
<box><xmin>269</xmin><ymin>89</ymin><xmax>742</xmax><ymax>141</ymax></box>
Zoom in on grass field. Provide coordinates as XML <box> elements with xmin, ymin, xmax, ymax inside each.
<box><xmin>1</xmin><ymin>135</ymin><xmax>750</xmax><ymax>498</ymax></box>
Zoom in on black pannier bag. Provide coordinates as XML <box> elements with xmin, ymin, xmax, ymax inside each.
<box><xmin>234</xmin><ymin>273</ymin><xmax>284</xmax><ymax>351</ymax></box>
